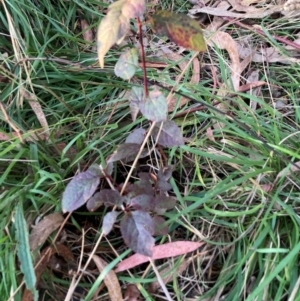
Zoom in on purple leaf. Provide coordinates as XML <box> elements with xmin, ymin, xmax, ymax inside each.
<box><xmin>120</xmin><ymin>211</ymin><xmax>155</xmax><ymax>256</ymax></box>
<box><xmin>102</xmin><ymin>190</ymin><xmax>125</xmax><ymax>207</ymax></box>
<box><xmin>102</xmin><ymin>211</ymin><xmax>119</xmax><ymax>235</ymax></box>
<box><xmin>130</xmin><ymin>194</ymin><xmax>155</xmax><ymax>211</ymax></box>
<box><xmin>153</xmin><ymin>216</ymin><xmax>169</xmax><ymax>236</ymax></box>
<box><xmin>152</xmin><ymin>120</ymin><xmax>184</xmax><ymax>147</ymax></box>
<box><xmin>125</xmin><ymin>128</ymin><xmax>146</xmax><ymax>144</ymax></box>
<box><xmin>86</xmin><ymin>191</ymin><xmax>103</xmax><ymax>212</ymax></box>
<box><xmin>127</xmin><ymin>180</ymin><xmax>154</xmax><ymax>198</ymax></box>
<box><xmin>139</xmin><ymin>86</ymin><xmax>167</xmax><ymax>122</ymax></box>
<box><xmin>107</xmin><ymin>143</ymin><xmax>148</xmax><ymax>163</ymax></box>
<box><xmin>138</xmin><ymin>172</ymin><xmax>152</xmax><ymax>182</ymax></box>
<box><xmin>157</xmin><ymin>166</ymin><xmax>173</xmax><ymax>181</ymax></box>
<box><xmin>129</xmin><ymin>87</ymin><xmax>144</xmax><ymax>121</ymax></box>
<box><xmin>157</xmin><ymin>180</ymin><xmax>172</xmax><ymax>191</ymax></box>
<box><xmin>62</xmin><ymin>165</ymin><xmax>101</xmax><ymax>213</ymax></box>
<box><xmin>154</xmin><ymin>195</ymin><xmax>177</xmax><ymax>213</ymax></box>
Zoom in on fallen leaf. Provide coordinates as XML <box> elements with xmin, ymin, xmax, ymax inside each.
<box><xmin>150</xmin><ymin>10</ymin><xmax>206</xmax><ymax>52</ymax></box>
<box><xmin>189</xmin><ymin>4</ymin><xmax>283</xmax><ymax>19</ymax></box>
<box><xmin>81</xmin><ymin>19</ymin><xmax>93</xmax><ymax>43</ymax></box>
<box><xmin>91</xmin><ymin>254</ymin><xmax>123</xmax><ymax>301</ymax></box>
<box><xmin>20</xmin><ymin>88</ymin><xmax>49</xmax><ymax>140</ymax></box>
<box><xmin>208</xmin><ymin>31</ymin><xmax>241</xmax><ymax>92</ymax></box>
<box><xmin>124</xmin><ymin>284</ymin><xmax>141</xmax><ymax>301</ymax></box>
<box><xmin>206</xmin><ymin>127</ymin><xmax>215</xmax><ymax>142</ymax></box>
<box><xmin>115</xmin><ymin>241</ymin><xmax>204</xmax><ymax>272</ymax></box>
<box><xmin>206</xmin><ymin>1</ymin><xmax>230</xmax><ymax>31</ymax></box>
<box><xmin>284</xmin><ymin>0</ymin><xmax>300</xmax><ymax>11</ymax></box>
<box><xmin>29</xmin><ymin>213</ymin><xmax>64</xmax><ymax>251</ymax></box>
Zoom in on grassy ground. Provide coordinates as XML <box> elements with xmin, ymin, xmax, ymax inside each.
<box><xmin>1</xmin><ymin>0</ymin><xmax>300</xmax><ymax>300</ymax></box>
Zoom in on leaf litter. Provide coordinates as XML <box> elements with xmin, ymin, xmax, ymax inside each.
<box><xmin>115</xmin><ymin>241</ymin><xmax>204</xmax><ymax>272</ymax></box>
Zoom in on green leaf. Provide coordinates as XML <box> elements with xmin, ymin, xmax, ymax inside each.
<box><xmin>114</xmin><ymin>48</ymin><xmax>139</xmax><ymax>80</ymax></box>
<box><xmin>150</xmin><ymin>10</ymin><xmax>206</xmax><ymax>52</ymax></box>
<box><xmin>15</xmin><ymin>203</ymin><xmax>37</xmax><ymax>292</ymax></box>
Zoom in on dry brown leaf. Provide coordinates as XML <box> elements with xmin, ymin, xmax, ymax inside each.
<box><xmin>124</xmin><ymin>284</ymin><xmax>141</xmax><ymax>301</ymax></box>
<box><xmin>246</xmin><ymin>69</ymin><xmax>260</xmax><ymax>110</ymax></box>
<box><xmin>20</xmin><ymin>88</ymin><xmax>49</xmax><ymax>139</ymax></box>
<box><xmin>206</xmin><ymin>127</ymin><xmax>215</xmax><ymax>142</ymax></box>
<box><xmin>237</xmin><ymin>43</ymin><xmax>300</xmax><ymax>64</ymax></box>
<box><xmin>189</xmin><ymin>4</ymin><xmax>283</xmax><ymax>19</ymax></box>
<box><xmin>284</xmin><ymin>0</ymin><xmax>300</xmax><ymax>11</ymax></box>
<box><xmin>81</xmin><ymin>19</ymin><xmax>94</xmax><ymax>43</ymax></box>
<box><xmin>206</xmin><ymin>1</ymin><xmax>230</xmax><ymax>31</ymax></box>
<box><xmin>227</xmin><ymin>0</ymin><xmax>261</xmax><ymax>12</ymax></box>
<box><xmin>208</xmin><ymin>31</ymin><xmax>241</xmax><ymax>92</ymax></box>
<box><xmin>29</xmin><ymin>213</ymin><xmax>64</xmax><ymax>251</ymax></box>
<box><xmin>91</xmin><ymin>254</ymin><xmax>123</xmax><ymax>301</ymax></box>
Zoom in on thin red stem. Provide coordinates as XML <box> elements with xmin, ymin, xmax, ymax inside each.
<box><xmin>137</xmin><ymin>17</ymin><xmax>148</xmax><ymax>97</ymax></box>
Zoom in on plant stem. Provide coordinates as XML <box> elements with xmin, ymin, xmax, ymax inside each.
<box><xmin>137</xmin><ymin>17</ymin><xmax>148</xmax><ymax>97</ymax></box>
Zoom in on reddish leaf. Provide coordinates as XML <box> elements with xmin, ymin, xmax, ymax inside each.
<box><xmin>150</xmin><ymin>10</ymin><xmax>206</xmax><ymax>52</ymax></box>
<box><xmin>139</xmin><ymin>87</ymin><xmax>167</xmax><ymax>122</ymax></box>
<box><xmin>115</xmin><ymin>241</ymin><xmax>205</xmax><ymax>272</ymax></box>
<box><xmin>120</xmin><ymin>211</ymin><xmax>154</xmax><ymax>256</ymax></box>
<box><xmin>114</xmin><ymin>48</ymin><xmax>139</xmax><ymax>80</ymax></box>
<box><xmin>130</xmin><ymin>194</ymin><xmax>155</xmax><ymax>211</ymax></box>
<box><xmin>102</xmin><ymin>211</ymin><xmax>120</xmax><ymax>235</ymax></box>
<box><xmin>152</xmin><ymin>120</ymin><xmax>184</xmax><ymax>147</ymax></box>
<box><xmin>153</xmin><ymin>216</ymin><xmax>169</xmax><ymax>236</ymax></box>
<box><xmin>62</xmin><ymin>164</ymin><xmax>101</xmax><ymax>213</ymax></box>
<box><xmin>125</xmin><ymin>128</ymin><xmax>146</xmax><ymax>144</ymax></box>
<box><xmin>107</xmin><ymin>143</ymin><xmax>148</xmax><ymax>163</ymax></box>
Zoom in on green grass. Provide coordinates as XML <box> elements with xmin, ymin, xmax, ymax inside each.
<box><xmin>1</xmin><ymin>0</ymin><xmax>300</xmax><ymax>300</ymax></box>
